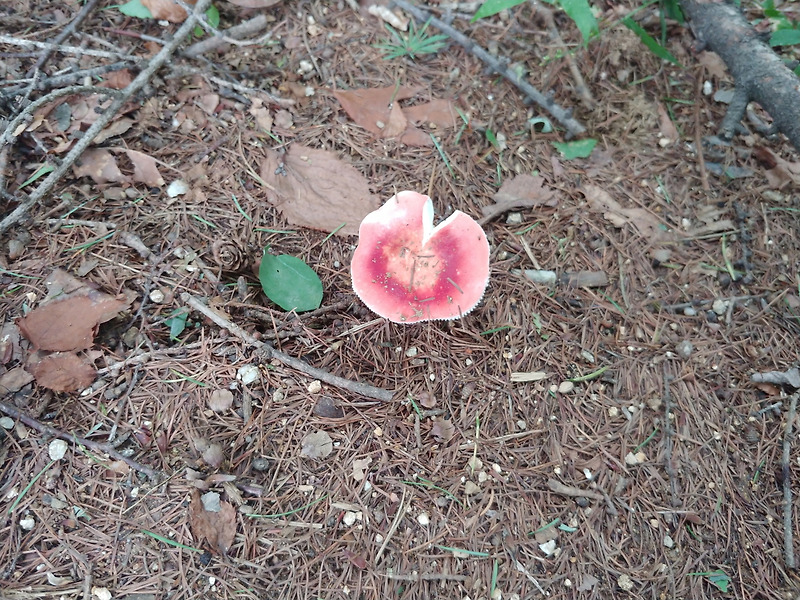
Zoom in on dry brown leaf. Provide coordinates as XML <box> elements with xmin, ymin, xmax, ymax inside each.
<box><xmin>352</xmin><ymin>457</ymin><xmax>372</xmax><ymax>481</ymax></box>
<box><xmin>42</xmin><ymin>268</ymin><xmax>90</xmax><ymax>300</ymax></box>
<box><xmin>93</xmin><ymin>118</ymin><xmax>134</xmax><ymax>144</ymax></box>
<box><xmin>227</xmin><ymin>0</ymin><xmax>282</xmax><ymax>7</ymax></box>
<box><xmin>123</xmin><ymin>149</ymin><xmax>165</xmax><ymax>187</ymax></box>
<box><xmin>753</xmin><ymin>145</ymin><xmax>800</xmax><ymax>188</ymax></box>
<box><xmin>334</xmin><ymin>86</ymin><xmax>452</xmax><ymax>147</ymax></box>
<box><xmin>430</xmin><ymin>418</ymin><xmax>455</xmax><ymax>443</ymax></box>
<box><xmin>300</xmin><ymin>430</ymin><xmax>333</xmax><ymax>459</ymax></box>
<box><xmin>72</xmin><ymin>149</ymin><xmax>128</xmax><ymax>184</ymax></box>
<box><xmin>208</xmin><ymin>389</ymin><xmax>234</xmax><ymax>412</ymax></box>
<box><xmin>25</xmin><ymin>351</ymin><xmax>96</xmax><ymax>392</ymax></box>
<box><xmin>259</xmin><ymin>145</ymin><xmax>379</xmax><ymax>236</ymax></box>
<box><xmin>480</xmin><ymin>174</ymin><xmax>559</xmax><ymax>224</ymax></box>
<box><xmin>697</xmin><ymin>51</ymin><xmax>728</xmax><ymax>80</ymax></box>
<box><xmin>18</xmin><ymin>289</ymin><xmax>130</xmax><ymax>352</ymax></box>
<box><xmin>656</xmin><ymin>103</ymin><xmax>679</xmax><ymax>142</ymax></box>
<box><xmin>0</xmin><ymin>366</ymin><xmax>35</xmax><ymax>395</ymax></box>
<box><xmin>249</xmin><ymin>98</ymin><xmax>273</xmax><ymax>132</ymax></box>
<box><xmin>0</xmin><ymin>322</ymin><xmax>22</xmax><ymax>365</ymax></box>
<box><xmin>189</xmin><ymin>489</ymin><xmax>236</xmax><ymax>554</ymax></box>
<box><xmin>142</xmin><ymin>0</ymin><xmax>193</xmax><ymax>22</ymax></box>
<box><xmin>583</xmin><ymin>185</ymin><xmax>667</xmax><ymax>241</ymax></box>
<box><xmin>418</xmin><ymin>391</ymin><xmax>437</xmax><ymax>409</ymax></box>
<box><xmin>102</xmin><ymin>69</ymin><xmax>133</xmax><ymax>90</ymax></box>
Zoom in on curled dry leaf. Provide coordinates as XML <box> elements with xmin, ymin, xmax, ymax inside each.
<box><xmin>583</xmin><ymin>185</ymin><xmax>668</xmax><ymax>242</ymax></box>
<box><xmin>312</xmin><ymin>396</ymin><xmax>344</xmax><ymax>418</ymax></box>
<box><xmin>18</xmin><ymin>288</ymin><xmax>131</xmax><ymax>352</ymax></box>
<box><xmin>25</xmin><ymin>351</ymin><xmax>96</xmax><ymax>392</ymax></box>
<box><xmin>430</xmin><ymin>418</ymin><xmax>455</xmax><ymax>443</ymax></box>
<box><xmin>189</xmin><ymin>489</ymin><xmax>236</xmax><ymax>554</ymax></box>
<box><xmin>480</xmin><ymin>174</ymin><xmax>558</xmax><ymax>224</ymax></box>
<box><xmin>352</xmin><ymin>457</ymin><xmax>373</xmax><ymax>481</ymax></box>
<box><xmin>123</xmin><ymin>149</ymin><xmax>165</xmax><ymax>187</ymax></box>
<box><xmin>142</xmin><ymin>0</ymin><xmax>194</xmax><ymax>22</ymax></box>
<box><xmin>0</xmin><ymin>366</ymin><xmax>35</xmax><ymax>395</ymax></box>
<box><xmin>300</xmin><ymin>430</ymin><xmax>333</xmax><ymax>459</ymax></box>
<box><xmin>259</xmin><ymin>145</ymin><xmax>379</xmax><ymax>236</ymax></box>
<box><xmin>72</xmin><ymin>149</ymin><xmax>127</xmax><ymax>185</ymax></box>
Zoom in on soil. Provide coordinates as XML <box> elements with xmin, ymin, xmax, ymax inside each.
<box><xmin>1</xmin><ymin>1</ymin><xmax>800</xmax><ymax>599</ymax></box>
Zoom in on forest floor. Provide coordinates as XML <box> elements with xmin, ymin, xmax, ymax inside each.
<box><xmin>1</xmin><ymin>1</ymin><xmax>800</xmax><ymax>599</ymax></box>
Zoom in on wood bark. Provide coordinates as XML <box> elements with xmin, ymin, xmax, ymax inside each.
<box><xmin>681</xmin><ymin>0</ymin><xmax>800</xmax><ymax>152</ymax></box>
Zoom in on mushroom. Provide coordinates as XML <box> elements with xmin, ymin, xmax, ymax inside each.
<box><xmin>351</xmin><ymin>191</ymin><xmax>490</xmax><ymax>323</ymax></box>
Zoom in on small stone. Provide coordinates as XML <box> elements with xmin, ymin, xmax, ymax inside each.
<box><xmin>624</xmin><ymin>452</ymin><xmax>640</xmax><ymax>466</ymax></box>
<box><xmin>617</xmin><ymin>574</ymin><xmax>634</xmax><ymax>591</ymax></box>
<box><xmin>539</xmin><ymin>539</ymin><xmax>558</xmax><ymax>556</ymax></box>
<box><xmin>712</xmin><ymin>298</ymin><xmax>727</xmax><ymax>316</ymax></box>
<box><xmin>608</xmin><ymin>406</ymin><xmax>619</xmax><ymax>417</ymax></box>
<box><xmin>506</xmin><ymin>212</ymin><xmax>523</xmax><ymax>225</ymax></box>
<box><xmin>417</xmin><ymin>512</ymin><xmax>430</xmax><ymax>526</ymax></box>
<box><xmin>558</xmin><ymin>381</ymin><xmax>575</xmax><ymax>394</ymax></box>
<box><xmin>19</xmin><ymin>516</ymin><xmax>35</xmax><ymax>530</ymax></box>
<box><xmin>342</xmin><ymin>511</ymin><xmax>357</xmax><ymax>527</ymax></box>
<box><xmin>0</xmin><ymin>417</ymin><xmax>14</xmax><ymax>430</ymax></box>
<box><xmin>663</xmin><ymin>534</ymin><xmax>674</xmax><ymax>548</ymax></box>
<box><xmin>675</xmin><ymin>340</ymin><xmax>693</xmax><ymax>359</ymax></box>
<box><xmin>307</xmin><ymin>380</ymin><xmax>322</xmax><ymax>394</ymax></box>
<box><xmin>7</xmin><ymin>239</ymin><xmax>25</xmax><ymax>260</ymax></box>
<box><xmin>48</xmin><ymin>439</ymin><xmax>68</xmax><ymax>461</ymax></box>
<box><xmin>683</xmin><ymin>307</ymin><xmax>697</xmax><ymax>316</ymax></box>
<box><xmin>405</xmin><ymin>347</ymin><xmax>418</xmax><ymax>357</ymax></box>
<box><xmin>148</xmin><ymin>289</ymin><xmax>165</xmax><ymax>303</ymax></box>
<box><xmin>167</xmin><ymin>179</ymin><xmax>189</xmax><ymax>198</ymax></box>
<box><xmin>464</xmin><ymin>481</ymin><xmax>481</xmax><ymax>495</ymax></box>
<box><xmin>237</xmin><ymin>364</ymin><xmax>260</xmax><ymax>385</ymax></box>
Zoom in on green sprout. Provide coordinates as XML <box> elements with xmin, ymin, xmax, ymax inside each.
<box><xmin>374</xmin><ymin>19</ymin><xmax>448</xmax><ymax>60</ymax></box>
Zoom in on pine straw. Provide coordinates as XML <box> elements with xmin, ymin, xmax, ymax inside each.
<box><xmin>2</xmin><ymin>1</ymin><xmax>800</xmax><ymax>599</ymax></box>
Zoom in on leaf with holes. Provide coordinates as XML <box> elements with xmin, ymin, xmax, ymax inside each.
<box><xmin>258</xmin><ymin>252</ymin><xmax>322</xmax><ymax>312</ymax></box>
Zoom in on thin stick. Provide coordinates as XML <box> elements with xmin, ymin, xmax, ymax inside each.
<box><xmin>27</xmin><ymin>0</ymin><xmax>102</xmax><ymax>77</ymax></box>
<box><xmin>181</xmin><ymin>293</ymin><xmax>395</xmax><ymax>402</ymax></box>
<box><xmin>662</xmin><ymin>365</ymin><xmax>680</xmax><ymax>509</ymax></box>
<box><xmin>0</xmin><ymin>399</ymin><xmax>161</xmax><ymax>482</ymax></box>
<box><xmin>782</xmin><ymin>392</ymin><xmax>798</xmax><ymax>570</ymax></box>
<box><xmin>0</xmin><ymin>0</ymin><xmax>213</xmax><ymax>236</ymax></box>
<box><xmin>391</xmin><ymin>0</ymin><xmax>586</xmax><ymax>137</ymax></box>
<box><xmin>183</xmin><ymin>14</ymin><xmax>272</xmax><ymax>58</ymax></box>
<box><xmin>0</xmin><ymin>33</ymin><xmax>136</xmax><ymax>61</ymax></box>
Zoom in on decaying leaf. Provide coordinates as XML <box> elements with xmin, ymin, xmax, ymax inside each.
<box><xmin>189</xmin><ymin>489</ymin><xmax>236</xmax><ymax>554</ymax></box>
<box><xmin>0</xmin><ymin>366</ymin><xmax>35</xmax><ymax>395</ymax></box>
<box><xmin>72</xmin><ymin>149</ymin><xmax>127</xmax><ymax>185</ymax></box>
<box><xmin>352</xmin><ymin>457</ymin><xmax>373</xmax><ymax>481</ymax></box>
<box><xmin>93</xmin><ymin>118</ymin><xmax>135</xmax><ymax>144</ymax></box>
<box><xmin>480</xmin><ymin>174</ymin><xmax>559</xmax><ymax>224</ymax></box>
<box><xmin>227</xmin><ymin>0</ymin><xmax>283</xmax><ymax>7</ymax></box>
<box><xmin>208</xmin><ymin>389</ymin><xmax>234</xmax><ymax>412</ymax></box>
<box><xmin>312</xmin><ymin>396</ymin><xmax>344</xmax><ymax>418</ymax></box>
<box><xmin>300</xmin><ymin>430</ymin><xmax>333</xmax><ymax>459</ymax></box>
<box><xmin>259</xmin><ymin>145</ymin><xmax>379</xmax><ymax>236</ymax></box>
<box><xmin>334</xmin><ymin>86</ymin><xmax>456</xmax><ymax>147</ymax></box>
<box><xmin>249</xmin><ymin>98</ymin><xmax>273</xmax><ymax>132</ymax></box>
<box><xmin>418</xmin><ymin>391</ymin><xmax>437</xmax><ymax>409</ymax></box>
<box><xmin>124</xmin><ymin>149</ymin><xmax>165</xmax><ymax>187</ymax></box>
<box><xmin>583</xmin><ymin>185</ymin><xmax>668</xmax><ymax>242</ymax></box>
<box><xmin>25</xmin><ymin>351</ymin><xmax>96</xmax><ymax>392</ymax></box>
<box><xmin>142</xmin><ymin>0</ymin><xmax>193</xmax><ymax>22</ymax></box>
<box><xmin>753</xmin><ymin>145</ymin><xmax>800</xmax><ymax>188</ymax></box>
<box><xmin>430</xmin><ymin>418</ymin><xmax>455</xmax><ymax>443</ymax></box>
<box><xmin>18</xmin><ymin>289</ymin><xmax>130</xmax><ymax>352</ymax></box>
<box><xmin>656</xmin><ymin>103</ymin><xmax>679</xmax><ymax>142</ymax></box>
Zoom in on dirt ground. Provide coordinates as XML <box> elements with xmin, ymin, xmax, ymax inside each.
<box><xmin>2</xmin><ymin>1</ymin><xmax>800</xmax><ymax>599</ymax></box>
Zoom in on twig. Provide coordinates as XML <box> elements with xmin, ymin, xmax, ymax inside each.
<box><xmin>0</xmin><ymin>34</ymin><xmax>136</xmax><ymax>61</ymax></box>
<box><xmin>391</xmin><ymin>0</ymin><xmax>586</xmax><ymax>137</ymax></box>
<box><xmin>375</xmin><ymin>488</ymin><xmax>407</xmax><ymax>562</ymax></box>
<box><xmin>27</xmin><ymin>0</ymin><xmax>102</xmax><ymax>77</ymax></box>
<box><xmin>0</xmin><ymin>0</ymin><xmax>213</xmax><ymax>236</ymax></box>
<box><xmin>181</xmin><ymin>293</ymin><xmax>395</xmax><ymax>402</ymax></box>
<box><xmin>0</xmin><ymin>399</ymin><xmax>161</xmax><ymax>482</ymax></box>
<box><xmin>693</xmin><ymin>71</ymin><xmax>710</xmax><ymax>192</ymax></box>
<box><xmin>532</xmin><ymin>0</ymin><xmax>594</xmax><ymax>108</ymax></box>
<box><xmin>547</xmin><ymin>478</ymin><xmax>604</xmax><ymax>501</ymax></box>
<box><xmin>782</xmin><ymin>391</ymin><xmax>798</xmax><ymax>570</ymax></box>
<box><xmin>173</xmin><ymin>0</ymin><xmax>276</xmax><ymax>48</ymax></box>
<box><xmin>383</xmin><ymin>571</ymin><xmax>467</xmax><ymax>582</ymax></box>
<box><xmin>1</xmin><ymin>61</ymin><xmax>136</xmax><ymax>99</ymax></box>
<box><xmin>183</xmin><ymin>14</ymin><xmax>272</xmax><ymax>58</ymax></box>
<box><xmin>663</xmin><ymin>366</ymin><xmax>680</xmax><ymax>509</ymax></box>
<box><xmin>168</xmin><ymin>65</ymin><xmax>293</xmax><ymax>107</ymax></box>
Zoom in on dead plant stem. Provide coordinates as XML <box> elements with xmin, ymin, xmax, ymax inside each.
<box><xmin>181</xmin><ymin>293</ymin><xmax>395</xmax><ymax>401</ymax></box>
<box><xmin>782</xmin><ymin>391</ymin><xmax>798</xmax><ymax>569</ymax></box>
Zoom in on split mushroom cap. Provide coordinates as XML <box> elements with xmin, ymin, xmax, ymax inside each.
<box><xmin>351</xmin><ymin>191</ymin><xmax>490</xmax><ymax>324</ymax></box>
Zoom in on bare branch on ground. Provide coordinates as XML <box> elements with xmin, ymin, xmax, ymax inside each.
<box><xmin>391</xmin><ymin>0</ymin><xmax>587</xmax><ymax>138</ymax></box>
<box><xmin>0</xmin><ymin>399</ymin><xmax>161</xmax><ymax>482</ymax></box>
<box><xmin>782</xmin><ymin>391</ymin><xmax>798</xmax><ymax>569</ymax></box>
<box><xmin>0</xmin><ymin>0</ymin><xmax>214</xmax><ymax>236</ymax></box>
<box><xmin>181</xmin><ymin>293</ymin><xmax>395</xmax><ymax>402</ymax></box>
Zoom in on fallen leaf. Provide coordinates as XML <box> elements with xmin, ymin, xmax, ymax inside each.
<box><xmin>418</xmin><ymin>391</ymin><xmax>437</xmax><ymax>409</ymax></box>
<box><xmin>352</xmin><ymin>457</ymin><xmax>373</xmax><ymax>481</ymax></box>
<box><xmin>300</xmin><ymin>430</ymin><xmax>333</xmax><ymax>459</ymax></box>
<box><xmin>124</xmin><ymin>149</ymin><xmax>165</xmax><ymax>187</ymax></box>
<box><xmin>0</xmin><ymin>322</ymin><xmax>22</xmax><ymax>365</ymax></box>
<box><xmin>259</xmin><ymin>145</ymin><xmax>379</xmax><ymax>236</ymax></box>
<box><xmin>480</xmin><ymin>174</ymin><xmax>559</xmax><ymax>224</ymax></box>
<box><xmin>657</xmin><ymin>103</ymin><xmax>679</xmax><ymax>142</ymax></box>
<box><xmin>72</xmin><ymin>149</ymin><xmax>127</xmax><ymax>184</ymax></box>
<box><xmin>25</xmin><ymin>351</ymin><xmax>96</xmax><ymax>392</ymax></box>
<box><xmin>142</xmin><ymin>0</ymin><xmax>193</xmax><ymax>22</ymax></box>
<box><xmin>18</xmin><ymin>289</ymin><xmax>130</xmax><ymax>352</ymax></box>
<box><xmin>312</xmin><ymin>396</ymin><xmax>344</xmax><ymax>418</ymax></box>
<box><xmin>0</xmin><ymin>366</ymin><xmax>35</xmax><ymax>395</ymax></box>
<box><xmin>189</xmin><ymin>489</ymin><xmax>236</xmax><ymax>554</ymax></box>
<box><xmin>208</xmin><ymin>389</ymin><xmax>234</xmax><ymax>412</ymax></box>
<box><xmin>430</xmin><ymin>418</ymin><xmax>455</xmax><ymax>443</ymax></box>
<box><xmin>202</xmin><ymin>443</ymin><xmax>225</xmax><ymax>468</ymax></box>
<box><xmin>274</xmin><ymin>109</ymin><xmax>294</xmax><ymax>129</ymax></box>
<box><xmin>697</xmin><ymin>51</ymin><xmax>728</xmax><ymax>80</ymax></box>
<box><xmin>93</xmin><ymin>118</ymin><xmax>134</xmax><ymax>144</ymax></box>
<box><xmin>578</xmin><ymin>574</ymin><xmax>600</xmax><ymax>592</ymax></box>
<box><xmin>583</xmin><ymin>185</ymin><xmax>667</xmax><ymax>241</ymax></box>
<box><xmin>334</xmin><ymin>86</ymin><xmax>456</xmax><ymax>147</ymax></box>
<box><xmin>102</xmin><ymin>69</ymin><xmax>133</xmax><ymax>90</ymax></box>
<box><xmin>249</xmin><ymin>98</ymin><xmax>273</xmax><ymax>132</ymax></box>
<box><xmin>753</xmin><ymin>145</ymin><xmax>800</xmax><ymax>188</ymax></box>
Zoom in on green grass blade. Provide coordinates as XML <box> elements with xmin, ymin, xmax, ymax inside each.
<box><xmin>622</xmin><ymin>18</ymin><xmax>681</xmax><ymax>66</ymax></box>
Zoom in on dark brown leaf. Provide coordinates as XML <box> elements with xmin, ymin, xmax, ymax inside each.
<box><xmin>480</xmin><ymin>174</ymin><xmax>559</xmax><ymax>224</ymax></box>
<box><xmin>189</xmin><ymin>489</ymin><xmax>237</xmax><ymax>554</ymax></box>
<box><xmin>25</xmin><ymin>351</ymin><xmax>96</xmax><ymax>392</ymax></box>
<box><xmin>259</xmin><ymin>145</ymin><xmax>379</xmax><ymax>236</ymax></box>
<box><xmin>0</xmin><ymin>366</ymin><xmax>35</xmax><ymax>395</ymax></box>
<box><xmin>430</xmin><ymin>418</ymin><xmax>455</xmax><ymax>443</ymax></box>
<box><xmin>72</xmin><ymin>149</ymin><xmax>128</xmax><ymax>185</ymax></box>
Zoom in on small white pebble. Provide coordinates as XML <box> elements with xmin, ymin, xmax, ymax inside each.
<box><xmin>618</xmin><ymin>574</ymin><xmax>634</xmax><ymax>591</ymax></box>
<box><xmin>405</xmin><ymin>347</ymin><xmax>418</xmax><ymax>357</ymax></box>
<box><xmin>148</xmin><ymin>289</ymin><xmax>165</xmax><ymax>303</ymax></box>
<box><xmin>663</xmin><ymin>534</ymin><xmax>674</xmax><ymax>548</ymax></box>
<box><xmin>48</xmin><ymin>439</ymin><xmax>68</xmax><ymax>461</ymax></box>
<box><xmin>608</xmin><ymin>406</ymin><xmax>619</xmax><ymax>418</ymax></box>
<box><xmin>19</xmin><ymin>516</ymin><xmax>35</xmax><ymax>530</ymax></box>
<box><xmin>237</xmin><ymin>364</ymin><xmax>260</xmax><ymax>385</ymax></box>
<box><xmin>307</xmin><ymin>380</ymin><xmax>322</xmax><ymax>394</ymax></box>
<box><xmin>558</xmin><ymin>381</ymin><xmax>574</xmax><ymax>394</ymax></box>
<box><xmin>166</xmin><ymin>179</ymin><xmax>189</xmax><ymax>198</ymax></box>
<box><xmin>342</xmin><ymin>511</ymin><xmax>357</xmax><ymax>527</ymax></box>
<box><xmin>417</xmin><ymin>512</ymin><xmax>430</xmax><ymax>526</ymax></box>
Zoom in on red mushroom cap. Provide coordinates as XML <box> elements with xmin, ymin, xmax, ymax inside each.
<box><xmin>351</xmin><ymin>191</ymin><xmax>490</xmax><ymax>323</ymax></box>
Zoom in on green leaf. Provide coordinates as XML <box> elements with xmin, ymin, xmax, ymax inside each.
<box><xmin>206</xmin><ymin>4</ymin><xmax>220</xmax><ymax>28</ymax></box>
<box><xmin>528</xmin><ymin>116</ymin><xmax>553</xmax><ymax>133</ymax></box>
<box><xmin>472</xmin><ymin>0</ymin><xmax>527</xmax><ymax>22</ymax></box>
<box><xmin>485</xmin><ymin>128</ymin><xmax>499</xmax><ymax>149</ymax></box>
<box><xmin>118</xmin><ymin>0</ymin><xmax>153</xmax><ymax>19</ymax></box>
<box><xmin>560</xmin><ymin>0</ymin><xmax>599</xmax><ymax>45</ymax></box>
<box><xmin>259</xmin><ymin>252</ymin><xmax>323</xmax><ymax>312</ymax></box>
<box><xmin>770</xmin><ymin>28</ymin><xmax>800</xmax><ymax>47</ymax></box>
<box><xmin>689</xmin><ymin>569</ymin><xmax>731</xmax><ymax>593</ymax></box>
<box><xmin>164</xmin><ymin>309</ymin><xmax>189</xmax><ymax>340</ymax></box>
<box><xmin>622</xmin><ymin>18</ymin><xmax>681</xmax><ymax>66</ymax></box>
<box><xmin>552</xmin><ymin>138</ymin><xmax>597</xmax><ymax>159</ymax></box>
<box><xmin>20</xmin><ymin>164</ymin><xmax>54</xmax><ymax>189</ymax></box>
